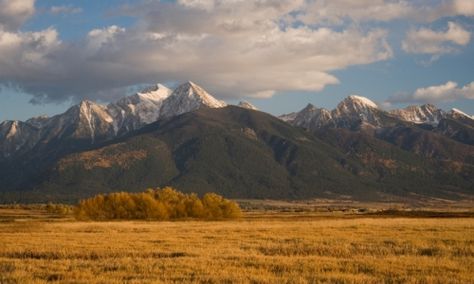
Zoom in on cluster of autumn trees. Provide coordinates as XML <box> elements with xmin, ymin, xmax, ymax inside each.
<box><xmin>74</xmin><ymin>187</ymin><xmax>242</xmax><ymax>220</ymax></box>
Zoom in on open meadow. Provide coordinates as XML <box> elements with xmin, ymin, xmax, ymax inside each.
<box><xmin>0</xmin><ymin>205</ymin><xmax>473</xmax><ymax>283</ymax></box>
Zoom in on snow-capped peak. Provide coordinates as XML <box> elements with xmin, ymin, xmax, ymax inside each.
<box><xmin>292</xmin><ymin>103</ymin><xmax>333</xmax><ymax>128</ymax></box>
<box><xmin>334</xmin><ymin>95</ymin><xmax>379</xmax><ymax>116</ymax></box>
<box><xmin>346</xmin><ymin>95</ymin><xmax>378</xmax><ymax>109</ymax></box>
<box><xmin>107</xmin><ymin>83</ymin><xmax>172</xmax><ymax>129</ymax></box>
<box><xmin>331</xmin><ymin>95</ymin><xmax>382</xmax><ymax>128</ymax></box>
<box><xmin>450</xmin><ymin>108</ymin><xmax>473</xmax><ymax>119</ymax></box>
<box><xmin>237</xmin><ymin>101</ymin><xmax>258</xmax><ymax>110</ymax></box>
<box><xmin>136</xmin><ymin>84</ymin><xmax>172</xmax><ymax>101</ymax></box>
<box><xmin>159</xmin><ymin>81</ymin><xmax>227</xmax><ymax>118</ymax></box>
<box><xmin>174</xmin><ymin>81</ymin><xmax>226</xmax><ymax>108</ymax></box>
<box><xmin>114</xmin><ymin>84</ymin><xmax>172</xmax><ymax>107</ymax></box>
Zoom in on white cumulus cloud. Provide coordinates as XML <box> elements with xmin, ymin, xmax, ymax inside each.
<box><xmin>387</xmin><ymin>81</ymin><xmax>474</xmax><ymax>104</ymax></box>
<box><xmin>402</xmin><ymin>22</ymin><xmax>471</xmax><ymax>56</ymax></box>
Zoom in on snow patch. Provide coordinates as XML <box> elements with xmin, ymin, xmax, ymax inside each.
<box><xmin>348</xmin><ymin>95</ymin><xmax>378</xmax><ymax>109</ymax></box>
<box><xmin>137</xmin><ymin>84</ymin><xmax>172</xmax><ymax>102</ymax></box>
<box><xmin>451</xmin><ymin>108</ymin><xmax>473</xmax><ymax>119</ymax></box>
<box><xmin>6</xmin><ymin>121</ymin><xmax>18</xmax><ymax>139</ymax></box>
<box><xmin>390</xmin><ymin>104</ymin><xmax>444</xmax><ymax>125</ymax></box>
<box><xmin>160</xmin><ymin>81</ymin><xmax>227</xmax><ymax>118</ymax></box>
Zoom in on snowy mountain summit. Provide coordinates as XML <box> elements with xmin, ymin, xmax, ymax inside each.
<box><xmin>332</xmin><ymin>95</ymin><xmax>382</xmax><ymax>128</ymax></box>
<box><xmin>281</xmin><ymin>95</ymin><xmax>383</xmax><ymax>130</ymax></box>
<box><xmin>108</xmin><ymin>83</ymin><xmax>172</xmax><ymax>134</ymax></box>
<box><xmin>136</xmin><ymin>84</ymin><xmax>172</xmax><ymax>101</ymax></box>
<box><xmin>336</xmin><ymin>95</ymin><xmax>378</xmax><ymax>113</ymax></box>
<box><xmin>0</xmin><ymin>81</ymin><xmax>226</xmax><ymax>158</ymax></box>
<box><xmin>280</xmin><ymin>95</ymin><xmax>473</xmax><ymax>132</ymax></box>
<box><xmin>160</xmin><ymin>81</ymin><xmax>227</xmax><ymax>118</ymax></box>
<box><xmin>450</xmin><ymin>108</ymin><xmax>474</xmax><ymax>120</ymax></box>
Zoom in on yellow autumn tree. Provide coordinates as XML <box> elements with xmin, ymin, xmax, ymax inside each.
<box><xmin>74</xmin><ymin>187</ymin><xmax>242</xmax><ymax>221</ymax></box>
<box><xmin>202</xmin><ymin>193</ymin><xmax>243</xmax><ymax>219</ymax></box>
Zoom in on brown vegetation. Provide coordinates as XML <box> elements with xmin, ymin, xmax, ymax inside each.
<box><xmin>45</xmin><ymin>203</ymin><xmax>74</xmax><ymax>215</ymax></box>
<box><xmin>58</xmin><ymin>144</ymin><xmax>148</xmax><ymax>170</ymax></box>
<box><xmin>74</xmin><ymin>187</ymin><xmax>242</xmax><ymax>220</ymax></box>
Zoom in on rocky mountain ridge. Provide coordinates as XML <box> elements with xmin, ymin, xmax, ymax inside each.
<box><xmin>0</xmin><ymin>82</ymin><xmax>226</xmax><ymax>159</ymax></box>
<box><xmin>0</xmin><ymin>83</ymin><xmax>473</xmax><ymax>202</ymax></box>
<box><xmin>281</xmin><ymin>96</ymin><xmax>473</xmax><ymax>136</ymax></box>
<box><xmin>2</xmin><ymin>83</ymin><xmax>473</xmax><ymax>160</ymax></box>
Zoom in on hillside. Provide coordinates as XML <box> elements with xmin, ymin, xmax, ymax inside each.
<box><xmin>0</xmin><ymin>106</ymin><xmax>466</xmax><ymax>202</ymax></box>
<box><xmin>0</xmin><ymin>82</ymin><xmax>473</xmax><ymax>203</ymax></box>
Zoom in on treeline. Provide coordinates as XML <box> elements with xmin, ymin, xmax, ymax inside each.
<box><xmin>74</xmin><ymin>187</ymin><xmax>242</xmax><ymax>220</ymax></box>
<box><xmin>45</xmin><ymin>203</ymin><xmax>74</xmax><ymax>215</ymax></box>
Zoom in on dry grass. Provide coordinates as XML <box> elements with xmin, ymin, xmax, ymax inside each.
<box><xmin>0</xmin><ymin>210</ymin><xmax>473</xmax><ymax>283</ymax></box>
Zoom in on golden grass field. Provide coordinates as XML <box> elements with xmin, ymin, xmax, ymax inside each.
<box><xmin>0</xmin><ymin>206</ymin><xmax>473</xmax><ymax>283</ymax></box>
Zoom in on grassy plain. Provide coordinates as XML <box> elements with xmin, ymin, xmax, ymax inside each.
<box><xmin>0</xmin><ymin>205</ymin><xmax>473</xmax><ymax>283</ymax></box>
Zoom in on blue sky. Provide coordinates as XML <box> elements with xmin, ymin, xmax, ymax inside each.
<box><xmin>0</xmin><ymin>0</ymin><xmax>473</xmax><ymax>121</ymax></box>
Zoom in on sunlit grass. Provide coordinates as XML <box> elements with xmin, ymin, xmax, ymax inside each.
<box><xmin>0</xmin><ymin>214</ymin><xmax>472</xmax><ymax>283</ymax></box>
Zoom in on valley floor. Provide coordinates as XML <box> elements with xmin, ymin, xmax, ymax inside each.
<box><xmin>0</xmin><ymin>209</ymin><xmax>473</xmax><ymax>283</ymax></box>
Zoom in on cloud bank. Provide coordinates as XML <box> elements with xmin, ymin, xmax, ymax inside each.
<box><xmin>0</xmin><ymin>0</ymin><xmax>395</xmax><ymax>103</ymax></box>
<box><xmin>0</xmin><ymin>0</ymin><xmax>472</xmax><ymax>104</ymax></box>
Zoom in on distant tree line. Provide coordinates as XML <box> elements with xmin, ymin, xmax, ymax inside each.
<box><xmin>74</xmin><ymin>187</ymin><xmax>242</xmax><ymax>220</ymax></box>
<box><xmin>45</xmin><ymin>203</ymin><xmax>74</xmax><ymax>215</ymax></box>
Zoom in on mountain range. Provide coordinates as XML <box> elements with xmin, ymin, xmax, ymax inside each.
<box><xmin>0</xmin><ymin>82</ymin><xmax>473</xmax><ymax>202</ymax></box>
